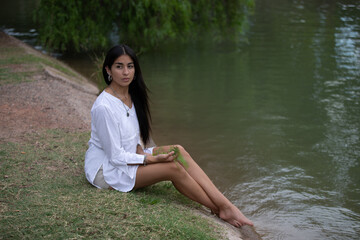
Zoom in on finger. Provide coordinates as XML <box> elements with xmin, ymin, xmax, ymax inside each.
<box><xmin>159</xmin><ymin>153</ymin><xmax>173</xmax><ymax>161</ymax></box>
<box><xmin>163</xmin><ymin>152</ymin><xmax>174</xmax><ymax>159</ymax></box>
<box><xmin>166</xmin><ymin>152</ymin><xmax>174</xmax><ymax>158</ymax></box>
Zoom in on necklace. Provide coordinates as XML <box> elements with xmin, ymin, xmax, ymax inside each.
<box><xmin>109</xmin><ymin>86</ymin><xmax>130</xmax><ymax>117</ymax></box>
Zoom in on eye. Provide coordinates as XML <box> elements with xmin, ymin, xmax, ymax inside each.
<box><xmin>128</xmin><ymin>64</ymin><xmax>134</xmax><ymax>69</ymax></box>
<box><xmin>116</xmin><ymin>65</ymin><xmax>123</xmax><ymax>69</ymax></box>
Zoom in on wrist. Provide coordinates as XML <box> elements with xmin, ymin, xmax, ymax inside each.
<box><xmin>146</xmin><ymin>155</ymin><xmax>155</xmax><ymax>164</ymax></box>
<box><xmin>143</xmin><ymin>154</ymin><xmax>154</xmax><ymax>165</ymax></box>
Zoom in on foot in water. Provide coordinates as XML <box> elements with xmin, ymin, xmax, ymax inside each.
<box><xmin>219</xmin><ymin>205</ymin><xmax>254</xmax><ymax>227</ymax></box>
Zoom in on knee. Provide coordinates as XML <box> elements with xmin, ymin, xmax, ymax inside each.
<box><xmin>174</xmin><ymin>144</ymin><xmax>190</xmax><ymax>158</ymax></box>
<box><xmin>168</xmin><ymin>161</ymin><xmax>188</xmax><ymax>180</ymax></box>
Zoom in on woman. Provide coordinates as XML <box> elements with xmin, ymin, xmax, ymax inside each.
<box><xmin>85</xmin><ymin>44</ymin><xmax>253</xmax><ymax>227</ymax></box>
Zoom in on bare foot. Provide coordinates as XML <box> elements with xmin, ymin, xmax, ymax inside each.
<box><xmin>219</xmin><ymin>205</ymin><xmax>254</xmax><ymax>227</ymax></box>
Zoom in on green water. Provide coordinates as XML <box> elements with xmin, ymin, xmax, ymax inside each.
<box><xmin>140</xmin><ymin>1</ymin><xmax>360</xmax><ymax>239</ymax></box>
<box><xmin>1</xmin><ymin>0</ymin><xmax>359</xmax><ymax>239</ymax></box>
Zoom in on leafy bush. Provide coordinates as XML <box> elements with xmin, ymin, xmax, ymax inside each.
<box><xmin>34</xmin><ymin>0</ymin><xmax>255</xmax><ymax>53</ymax></box>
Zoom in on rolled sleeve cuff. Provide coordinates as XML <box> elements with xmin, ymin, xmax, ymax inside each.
<box><xmin>144</xmin><ymin>147</ymin><xmax>154</xmax><ymax>155</ymax></box>
<box><xmin>126</xmin><ymin>153</ymin><xmax>145</xmax><ymax>165</ymax></box>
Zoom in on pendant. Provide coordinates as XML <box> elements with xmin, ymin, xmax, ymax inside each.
<box><xmin>127</xmin><ymin>112</ymin><xmax>129</xmax><ymax>117</ymax></box>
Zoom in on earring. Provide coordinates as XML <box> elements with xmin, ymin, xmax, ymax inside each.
<box><xmin>108</xmin><ymin>75</ymin><xmax>112</xmax><ymax>82</ymax></box>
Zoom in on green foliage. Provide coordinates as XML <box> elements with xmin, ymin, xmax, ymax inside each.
<box><xmin>34</xmin><ymin>0</ymin><xmax>120</xmax><ymax>52</ymax></box>
<box><xmin>191</xmin><ymin>0</ymin><xmax>254</xmax><ymax>42</ymax></box>
<box><xmin>117</xmin><ymin>0</ymin><xmax>192</xmax><ymax>52</ymax></box>
<box><xmin>171</xmin><ymin>146</ymin><xmax>189</xmax><ymax>169</ymax></box>
<box><xmin>90</xmin><ymin>53</ymin><xmax>107</xmax><ymax>91</ymax></box>
<box><xmin>34</xmin><ymin>0</ymin><xmax>255</xmax><ymax>53</ymax></box>
<box><xmin>153</xmin><ymin>146</ymin><xmax>189</xmax><ymax>169</ymax></box>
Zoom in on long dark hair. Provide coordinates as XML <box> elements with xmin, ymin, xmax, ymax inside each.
<box><xmin>102</xmin><ymin>45</ymin><xmax>151</xmax><ymax>146</ymax></box>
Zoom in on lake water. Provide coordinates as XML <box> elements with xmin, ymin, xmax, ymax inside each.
<box><xmin>1</xmin><ymin>0</ymin><xmax>359</xmax><ymax>239</ymax></box>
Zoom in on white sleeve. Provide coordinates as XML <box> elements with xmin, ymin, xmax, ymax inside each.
<box><xmin>92</xmin><ymin>105</ymin><xmax>145</xmax><ymax>166</ymax></box>
<box><xmin>144</xmin><ymin>147</ymin><xmax>155</xmax><ymax>155</ymax></box>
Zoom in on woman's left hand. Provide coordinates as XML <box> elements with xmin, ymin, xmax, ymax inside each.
<box><xmin>145</xmin><ymin>152</ymin><xmax>175</xmax><ymax>164</ymax></box>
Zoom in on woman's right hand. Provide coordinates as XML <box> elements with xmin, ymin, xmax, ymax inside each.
<box><xmin>146</xmin><ymin>151</ymin><xmax>175</xmax><ymax>164</ymax></box>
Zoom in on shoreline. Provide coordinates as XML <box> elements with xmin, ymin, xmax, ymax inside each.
<box><xmin>0</xmin><ymin>31</ymin><xmax>262</xmax><ymax>239</ymax></box>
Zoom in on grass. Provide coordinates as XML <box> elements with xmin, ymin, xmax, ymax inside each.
<box><xmin>0</xmin><ymin>67</ymin><xmax>36</xmax><ymax>85</ymax></box>
<box><xmin>0</xmin><ymin>130</ymin><xmax>225</xmax><ymax>239</ymax></box>
<box><xmin>0</xmin><ymin>41</ymin><xmax>80</xmax><ymax>86</ymax></box>
<box><xmin>0</xmin><ymin>33</ymin><xmax>228</xmax><ymax>239</ymax></box>
<box><xmin>89</xmin><ymin>53</ymin><xmax>107</xmax><ymax>91</ymax></box>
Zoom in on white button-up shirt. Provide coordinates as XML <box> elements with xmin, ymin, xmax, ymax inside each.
<box><xmin>85</xmin><ymin>91</ymin><xmax>152</xmax><ymax>192</ymax></box>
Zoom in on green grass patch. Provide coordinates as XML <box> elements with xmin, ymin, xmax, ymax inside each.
<box><xmin>0</xmin><ymin>67</ymin><xmax>37</xmax><ymax>85</ymax></box>
<box><xmin>0</xmin><ymin>46</ymin><xmax>26</xmax><ymax>56</ymax></box>
<box><xmin>0</xmin><ymin>42</ymin><xmax>82</xmax><ymax>86</ymax></box>
<box><xmin>0</xmin><ymin>130</ymin><xmax>224</xmax><ymax>239</ymax></box>
<box><xmin>0</xmin><ymin>54</ymin><xmax>77</xmax><ymax>78</ymax></box>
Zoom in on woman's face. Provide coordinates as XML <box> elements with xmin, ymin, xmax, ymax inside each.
<box><xmin>107</xmin><ymin>54</ymin><xmax>135</xmax><ymax>89</ymax></box>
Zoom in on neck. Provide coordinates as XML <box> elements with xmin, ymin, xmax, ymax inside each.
<box><xmin>109</xmin><ymin>82</ymin><xmax>129</xmax><ymax>98</ymax></box>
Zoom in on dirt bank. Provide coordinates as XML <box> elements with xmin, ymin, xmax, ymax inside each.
<box><xmin>0</xmin><ymin>31</ymin><xmax>98</xmax><ymax>142</ymax></box>
<box><xmin>0</xmin><ymin>31</ymin><xmax>262</xmax><ymax>240</ymax></box>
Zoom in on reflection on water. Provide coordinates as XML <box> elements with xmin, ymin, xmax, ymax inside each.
<box><xmin>1</xmin><ymin>0</ymin><xmax>360</xmax><ymax>239</ymax></box>
<box><xmin>141</xmin><ymin>1</ymin><xmax>360</xmax><ymax>239</ymax></box>
<box><xmin>311</xmin><ymin>4</ymin><xmax>360</xmax><ymax>238</ymax></box>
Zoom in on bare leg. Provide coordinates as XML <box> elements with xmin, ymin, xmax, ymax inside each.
<box><xmin>153</xmin><ymin>145</ymin><xmax>253</xmax><ymax>227</ymax></box>
<box><xmin>134</xmin><ymin>161</ymin><xmax>218</xmax><ymax>212</ymax></box>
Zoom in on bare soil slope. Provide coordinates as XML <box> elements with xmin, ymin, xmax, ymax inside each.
<box><xmin>0</xmin><ymin>32</ymin><xmax>98</xmax><ymax>142</ymax></box>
